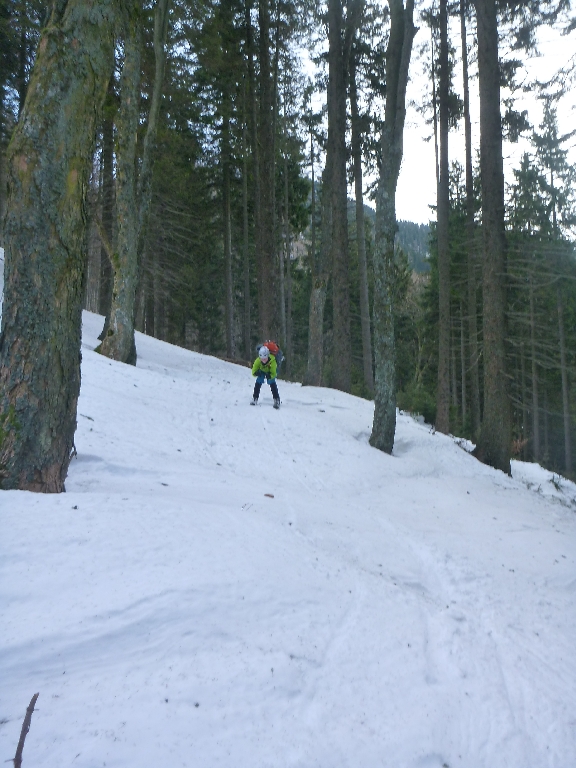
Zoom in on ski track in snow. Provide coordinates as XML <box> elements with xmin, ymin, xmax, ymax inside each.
<box><xmin>1</xmin><ymin>311</ymin><xmax>575</xmax><ymax>768</ymax></box>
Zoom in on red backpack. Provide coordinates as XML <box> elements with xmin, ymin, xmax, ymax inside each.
<box><xmin>260</xmin><ymin>340</ymin><xmax>284</xmax><ymax>373</ymax></box>
<box><xmin>263</xmin><ymin>340</ymin><xmax>280</xmax><ymax>356</ymax></box>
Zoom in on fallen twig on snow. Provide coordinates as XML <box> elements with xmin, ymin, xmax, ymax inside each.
<box><xmin>13</xmin><ymin>693</ymin><xmax>39</xmax><ymax>768</ymax></box>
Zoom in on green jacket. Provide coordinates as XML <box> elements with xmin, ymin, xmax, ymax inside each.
<box><xmin>252</xmin><ymin>355</ymin><xmax>277</xmax><ymax>378</ymax></box>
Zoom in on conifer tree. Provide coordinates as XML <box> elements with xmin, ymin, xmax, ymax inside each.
<box><xmin>0</xmin><ymin>0</ymin><xmax>118</xmax><ymax>491</ymax></box>
<box><xmin>370</xmin><ymin>0</ymin><xmax>416</xmax><ymax>454</ymax></box>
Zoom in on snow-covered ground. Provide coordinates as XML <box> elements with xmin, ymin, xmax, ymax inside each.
<box><xmin>1</xmin><ymin>311</ymin><xmax>575</xmax><ymax>768</ymax></box>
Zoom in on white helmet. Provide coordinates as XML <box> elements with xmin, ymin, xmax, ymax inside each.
<box><xmin>259</xmin><ymin>345</ymin><xmax>269</xmax><ymax>360</ymax></box>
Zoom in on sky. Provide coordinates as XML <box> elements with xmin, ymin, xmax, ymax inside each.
<box><xmin>395</xmin><ymin>21</ymin><xmax>576</xmax><ymax>224</ymax></box>
<box><xmin>1</xmin><ymin>310</ymin><xmax>575</xmax><ymax>768</ymax></box>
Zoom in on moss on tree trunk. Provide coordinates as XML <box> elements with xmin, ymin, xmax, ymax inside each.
<box><xmin>370</xmin><ymin>0</ymin><xmax>415</xmax><ymax>454</ymax></box>
<box><xmin>98</xmin><ymin>0</ymin><xmax>169</xmax><ymax>365</ymax></box>
<box><xmin>0</xmin><ymin>0</ymin><xmax>117</xmax><ymax>492</ymax></box>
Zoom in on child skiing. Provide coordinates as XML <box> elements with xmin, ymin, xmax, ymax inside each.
<box><xmin>251</xmin><ymin>345</ymin><xmax>281</xmax><ymax>409</ymax></box>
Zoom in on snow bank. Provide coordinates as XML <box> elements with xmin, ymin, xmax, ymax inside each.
<box><xmin>1</xmin><ymin>311</ymin><xmax>574</xmax><ymax>768</ymax></box>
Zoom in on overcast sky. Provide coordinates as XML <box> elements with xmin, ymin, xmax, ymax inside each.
<box><xmin>395</xmin><ymin>22</ymin><xmax>575</xmax><ymax>224</ymax></box>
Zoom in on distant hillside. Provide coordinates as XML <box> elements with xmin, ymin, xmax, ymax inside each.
<box><xmin>357</xmin><ymin>204</ymin><xmax>431</xmax><ymax>273</ymax></box>
<box><xmin>397</xmin><ymin>220</ymin><xmax>431</xmax><ymax>273</ymax></box>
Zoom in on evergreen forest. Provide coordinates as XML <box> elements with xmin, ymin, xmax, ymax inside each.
<box><xmin>0</xmin><ymin>0</ymin><xmax>575</xmax><ymax>492</ymax></box>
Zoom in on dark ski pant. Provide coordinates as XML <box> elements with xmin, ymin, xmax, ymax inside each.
<box><xmin>253</xmin><ymin>374</ymin><xmax>279</xmax><ymax>401</ymax></box>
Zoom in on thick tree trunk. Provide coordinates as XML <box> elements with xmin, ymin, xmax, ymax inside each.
<box><xmin>328</xmin><ymin>0</ymin><xmax>351</xmax><ymax>393</ymax></box>
<box><xmin>0</xmin><ymin>101</ymin><xmax>6</xmax><ymax>245</ymax></box>
<box><xmin>436</xmin><ymin>0</ymin><xmax>450</xmax><ymax>434</ymax></box>
<box><xmin>557</xmin><ymin>285</ymin><xmax>572</xmax><ymax>474</ymax></box>
<box><xmin>350</xmin><ymin>48</ymin><xmax>373</xmax><ymax>394</ymax></box>
<box><xmin>473</xmin><ymin>0</ymin><xmax>511</xmax><ymax>473</ymax></box>
<box><xmin>98</xmin><ymin>3</ymin><xmax>141</xmax><ymax>365</ymax></box>
<box><xmin>370</xmin><ymin>0</ymin><xmax>415</xmax><ymax>453</ymax></box>
<box><xmin>0</xmin><ymin>0</ymin><xmax>117</xmax><ymax>492</ymax></box>
<box><xmin>99</xmin><ymin>0</ymin><xmax>169</xmax><ymax>364</ymax></box>
<box><xmin>460</xmin><ymin>0</ymin><xmax>481</xmax><ymax>437</ymax></box>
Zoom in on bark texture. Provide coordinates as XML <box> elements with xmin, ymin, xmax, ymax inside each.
<box><xmin>435</xmin><ymin>0</ymin><xmax>450</xmax><ymax>434</ymax></box>
<box><xmin>97</xmin><ymin>81</ymin><xmax>116</xmax><ymax>327</ymax></box>
<box><xmin>256</xmin><ymin>0</ymin><xmax>276</xmax><ymax>340</ymax></box>
<box><xmin>557</xmin><ymin>285</ymin><xmax>572</xmax><ymax>473</ymax></box>
<box><xmin>370</xmin><ymin>0</ymin><xmax>415</xmax><ymax>454</ymax></box>
<box><xmin>350</xmin><ymin>45</ymin><xmax>373</xmax><ymax>394</ymax></box>
<box><xmin>328</xmin><ymin>0</ymin><xmax>351</xmax><ymax>393</ymax></box>
<box><xmin>0</xmin><ymin>0</ymin><xmax>117</xmax><ymax>492</ymax></box>
<box><xmin>303</xmin><ymin>134</ymin><xmax>327</xmax><ymax>387</ymax></box>
<box><xmin>473</xmin><ymin>0</ymin><xmax>511</xmax><ymax>473</ymax></box>
<box><xmin>99</xmin><ymin>0</ymin><xmax>169</xmax><ymax>365</ymax></box>
<box><xmin>460</xmin><ymin>0</ymin><xmax>481</xmax><ymax>436</ymax></box>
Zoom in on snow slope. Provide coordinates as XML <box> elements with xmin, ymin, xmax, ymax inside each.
<box><xmin>1</xmin><ymin>311</ymin><xmax>575</xmax><ymax>768</ymax></box>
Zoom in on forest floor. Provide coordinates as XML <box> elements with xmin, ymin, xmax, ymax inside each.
<box><xmin>1</xmin><ymin>310</ymin><xmax>575</xmax><ymax>768</ymax></box>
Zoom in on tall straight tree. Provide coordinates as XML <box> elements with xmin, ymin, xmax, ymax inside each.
<box><xmin>435</xmin><ymin>0</ymin><xmax>450</xmax><ymax>434</ymax></box>
<box><xmin>97</xmin><ymin>83</ymin><xmax>116</xmax><ymax>328</ymax></box>
<box><xmin>460</xmin><ymin>0</ymin><xmax>481</xmax><ymax>437</ymax></box>
<box><xmin>473</xmin><ymin>0</ymin><xmax>511</xmax><ymax>473</ymax></box>
<box><xmin>349</xmin><ymin>29</ymin><xmax>374</xmax><ymax>394</ymax></box>
<box><xmin>0</xmin><ymin>0</ymin><xmax>118</xmax><ymax>492</ymax></box>
<box><xmin>303</xmin><ymin>125</ymin><xmax>328</xmax><ymax>386</ymax></box>
<box><xmin>328</xmin><ymin>0</ymin><xmax>352</xmax><ymax>393</ymax></box>
<box><xmin>556</xmin><ymin>283</ymin><xmax>571</xmax><ymax>473</ymax></box>
<box><xmin>99</xmin><ymin>0</ymin><xmax>170</xmax><ymax>364</ymax></box>
<box><xmin>244</xmin><ymin>0</ymin><xmax>261</xmax><ymax>347</ymax></box>
<box><xmin>256</xmin><ymin>0</ymin><xmax>276</xmax><ymax>339</ymax></box>
<box><xmin>370</xmin><ymin>0</ymin><xmax>415</xmax><ymax>453</ymax></box>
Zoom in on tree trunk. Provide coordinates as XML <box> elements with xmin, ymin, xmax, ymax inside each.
<box><xmin>0</xmin><ymin>0</ymin><xmax>117</xmax><ymax>492</ymax></box>
<box><xmin>557</xmin><ymin>284</ymin><xmax>572</xmax><ymax>474</ymax></box>
<box><xmin>242</xmin><ymin>81</ymin><xmax>251</xmax><ymax>360</ymax></box>
<box><xmin>529</xmin><ymin>278</ymin><xmax>539</xmax><ymax>462</ymax></box>
<box><xmin>303</xmin><ymin>132</ymin><xmax>327</xmax><ymax>386</ymax></box>
<box><xmin>543</xmin><ymin>389</ymin><xmax>549</xmax><ymax>464</ymax></box>
<box><xmin>460</xmin><ymin>0</ymin><xmax>481</xmax><ymax>437</ymax></box>
<box><xmin>460</xmin><ymin>302</ymin><xmax>467</xmax><ymax>427</ymax></box>
<box><xmin>245</xmin><ymin>0</ymin><xmax>260</xmax><ymax>350</ymax></box>
<box><xmin>473</xmin><ymin>0</ymin><xmax>511</xmax><ymax>473</ymax></box>
<box><xmin>521</xmin><ymin>341</ymin><xmax>528</xmax><ymax>460</ymax></box>
<box><xmin>283</xmin><ymin>115</ymin><xmax>293</xmax><ymax>375</ymax></box>
<box><xmin>98</xmin><ymin>3</ymin><xmax>141</xmax><ymax>364</ymax></box>
<box><xmin>223</xmin><ymin>111</ymin><xmax>234</xmax><ymax>358</ymax></box>
<box><xmin>0</xmin><ymin>143</ymin><xmax>5</xmax><ymax>247</ymax></box>
<box><xmin>350</xmin><ymin>46</ymin><xmax>373</xmax><ymax>394</ymax></box>
<box><xmin>328</xmin><ymin>0</ymin><xmax>351</xmax><ymax>393</ymax></box>
<box><xmin>99</xmin><ymin>0</ymin><xmax>169</xmax><ymax>365</ymax></box>
<box><xmin>98</xmin><ymin>81</ymin><xmax>115</xmax><ymax>327</ymax></box>
<box><xmin>370</xmin><ymin>0</ymin><xmax>415</xmax><ymax>453</ymax></box>
<box><xmin>256</xmin><ymin>0</ymin><xmax>276</xmax><ymax>339</ymax></box>
<box><xmin>153</xmin><ymin>248</ymin><xmax>162</xmax><ymax>338</ymax></box>
<box><xmin>0</xmin><ymin>95</ymin><xmax>7</xmax><ymax>245</ymax></box>
<box><xmin>436</xmin><ymin>0</ymin><xmax>450</xmax><ymax>434</ymax></box>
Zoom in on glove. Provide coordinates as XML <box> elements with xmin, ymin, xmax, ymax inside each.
<box><xmin>268</xmin><ymin>377</ymin><xmax>276</xmax><ymax>385</ymax></box>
